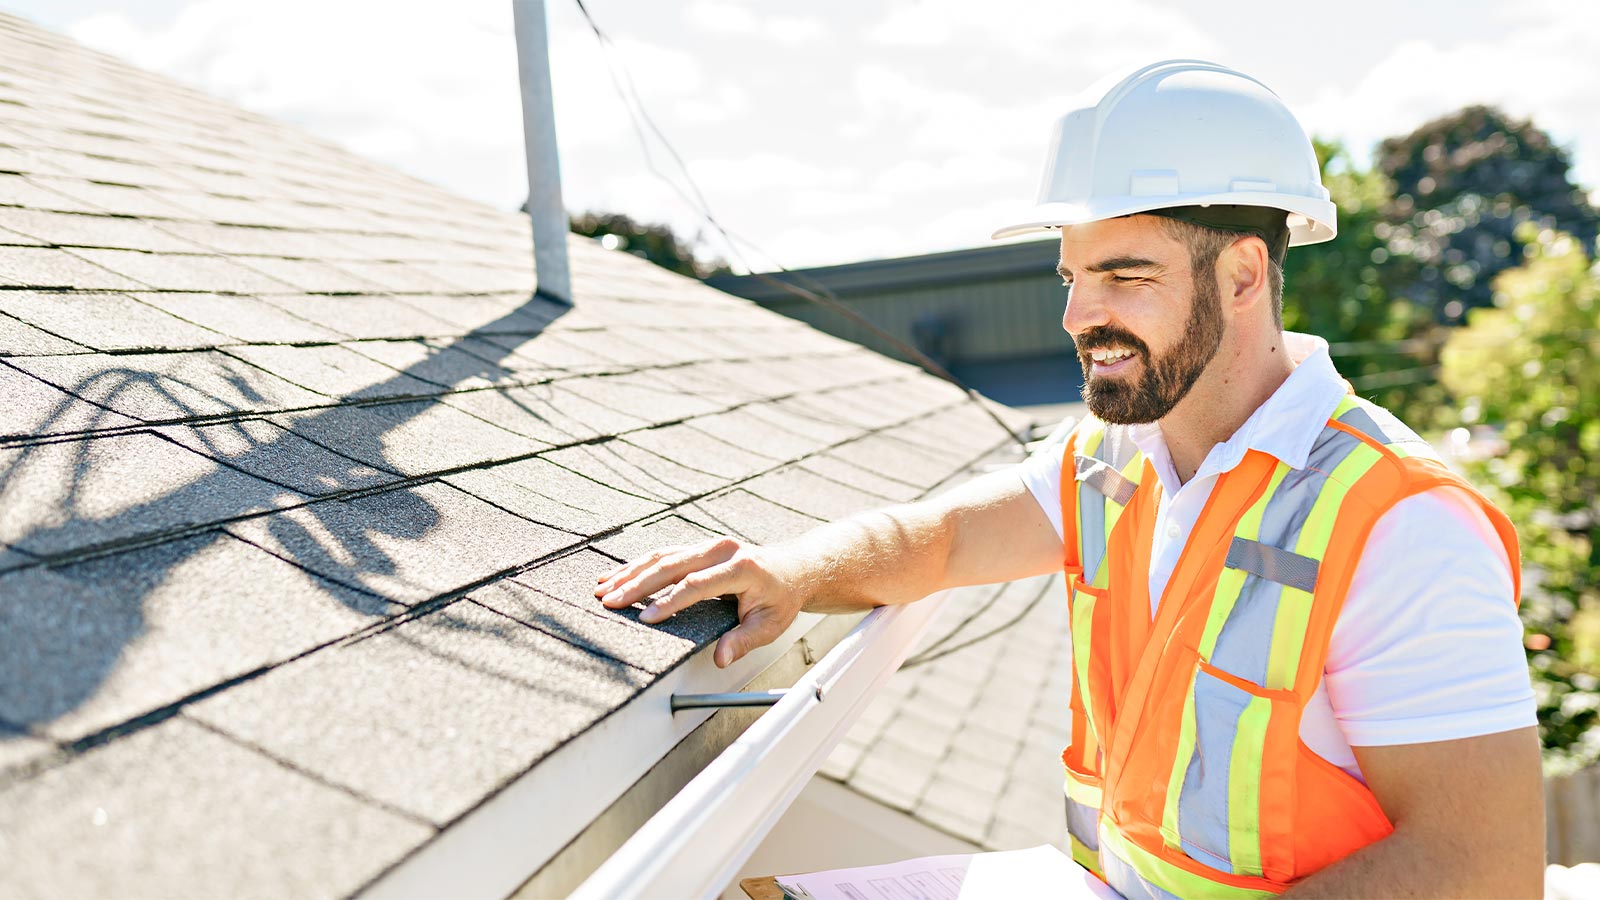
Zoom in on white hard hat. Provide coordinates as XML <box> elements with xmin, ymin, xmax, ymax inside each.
<box><xmin>993</xmin><ymin>59</ymin><xmax>1336</xmax><ymax>247</ymax></box>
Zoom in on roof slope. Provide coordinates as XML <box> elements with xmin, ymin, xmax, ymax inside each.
<box><xmin>0</xmin><ymin>13</ymin><xmax>1027</xmax><ymax>897</ymax></box>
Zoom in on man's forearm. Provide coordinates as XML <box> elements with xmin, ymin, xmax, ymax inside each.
<box><xmin>1281</xmin><ymin>826</ymin><xmax>1540</xmax><ymax>899</ymax></box>
<box><xmin>781</xmin><ymin>503</ymin><xmax>952</xmax><ymax>615</ymax></box>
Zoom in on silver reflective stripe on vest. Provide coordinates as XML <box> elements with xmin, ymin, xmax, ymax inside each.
<box><xmin>1175</xmin><ymin>667</ymin><xmax>1250</xmax><ymax>876</ymax></box>
<box><xmin>1337</xmin><ymin>401</ymin><xmax>1437</xmax><ymax>459</ymax></box>
<box><xmin>1225</xmin><ymin>537</ymin><xmax>1319</xmax><ymax>593</ymax></box>
<box><xmin>1075</xmin><ymin>423</ymin><xmax>1141</xmax><ymax>584</ymax></box>
<box><xmin>1077</xmin><ymin>455</ymin><xmax>1139</xmax><ymax>506</ymax></box>
<box><xmin>1101</xmin><ymin>840</ymin><xmax>1185</xmax><ymax>900</ymax></box>
<box><xmin>1065</xmin><ymin>793</ymin><xmax>1101</xmax><ymax>852</ymax></box>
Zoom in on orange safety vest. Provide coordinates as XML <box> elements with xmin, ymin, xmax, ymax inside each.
<box><xmin>1058</xmin><ymin>394</ymin><xmax>1520</xmax><ymax>899</ymax></box>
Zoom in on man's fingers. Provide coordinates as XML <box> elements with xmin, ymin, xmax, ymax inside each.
<box><xmin>593</xmin><ymin>546</ymin><xmax>682</xmax><ymax>600</ymax></box>
<box><xmin>597</xmin><ymin>538</ymin><xmax>741</xmax><ymax>610</ymax></box>
<box><xmin>638</xmin><ymin>557</ymin><xmax>755</xmax><ymax>624</ymax></box>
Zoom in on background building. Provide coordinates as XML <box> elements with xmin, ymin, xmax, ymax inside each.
<box><xmin>710</xmin><ymin>240</ymin><xmax>1083</xmax><ymax>411</ymax></box>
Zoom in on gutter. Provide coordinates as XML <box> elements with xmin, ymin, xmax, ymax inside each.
<box><xmin>568</xmin><ymin>590</ymin><xmax>952</xmax><ymax>900</ymax></box>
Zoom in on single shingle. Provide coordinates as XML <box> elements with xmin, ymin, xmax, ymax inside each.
<box><xmin>0</xmin><ymin>431</ymin><xmax>300</xmax><ymax>558</ymax></box>
<box><xmin>344</xmin><ymin>339</ymin><xmax>520</xmax><ymax>391</ymax></box>
<box><xmin>741</xmin><ymin>465</ymin><xmax>897</xmax><ymax>520</ymax></box>
<box><xmin>186</xmin><ymin>598</ymin><xmax>651</xmax><ymax>825</ymax></box>
<box><xmin>0</xmin><ymin>206</ymin><xmax>213</xmax><ymax>252</ymax></box>
<box><xmin>275</xmin><ymin>399</ymin><xmax>544</xmax><ymax>476</ymax></box>
<box><xmin>225</xmin><ymin>343</ymin><xmax>440</xmax><ymax>400</ymax></box>
<box><xmin>0</xmin><ymin>361</ymin><xmax>135</xmax><ymax>438</ymax></box>
<box><xmin>444</xmin><ymin>456</ymin><xmax>664</xmax><ymax>536</ymax></box>
<box><xmin>546</xmin><ymin>439</ymin><xmax>726</xmax><ymax>503</ymax></box>
<box><xmin>0</xmin><ymin>290</ymin><xmax>228</xmax><ymax>351</ymax></box>
<box><xmin>441</xmin><ymin>382</ymin><xmax>648</xmax><ymax>446</ymax></box>
<box><xmin>473</xmin><ymin>566</ymin><xmax>694</xmax><ymax>674</ymax></box>
<box><xmin>0</xmin><ymin>310</ymin><xmax>87</xmax><ymax>355</ymax></box>
<box><xmin>253</xmin><ymin>293</ymin><xmax>460</xmax><ymax>339</ymax></box>
<box><xmin>225</xmin><ymin>481</ymin><xmax>575</xmax><ymax>604</ymax></box>
<box><xmin>158</xmin><ymin>417</ymin><xmax>398</xmax><ymax>496</ymax></box>
<box><xmin>686</xmin><ymin>407</ymin><xmax>833</xmax><ymax>463</ymax></box>
<box><xmin>687</xmin><ymin>489</ymin><xmax>824</xmax><ymax>545</ymax></box>
<box><xmin>0</xmin><ymin>172</ymin><xmax>107</xmax><ymax>214</ymax></box>
<box><xmin>66</xmin><ymin>249</ymin><xmax>296</xmax><ymax>293</ymax></box>
<box><xmin>0</xmin><ymin>245</ymin><xmax>147</xmax><ymax>289</ymax></box>
<box><xmin>0</xmin><ymin>716</ymin><xmax>433</xmax><ymax>900</ymax></box>
<box><xmin>623</xmin><ymin>421</ymin><xmax>780</xmax><ymax>483</ymax></box>
<box><xmin>10</xmin><ymin>350</ymin><xmax>325</xmax><ymax>421</ymax></box>
<box><xmin>129</xmin><ymin>291</ymin><xmax>343</xmax><ymax>344</ymax></box>
<box><xmin>227</xmin><ymin>255</ymin><xmax>385</xmax><ymax>294</ymax></box>
<box><xmin>0</xmin><ymin>532</ymin><xmax>395</xmax><ymax>741</ymax></box>
<box><xmin>591</xmin><ymin>514</ymin><xmax>727</xmax><ymax>564</ymax></box>
<box><xmin>23</xmin><ymin>176</ymin><xmax>207</xmax><ymax>219</ymax></box>
<box><xmin>797</xmin><ymin>452</ymin><xmax>927</xmax><ymax>503</ymax></box>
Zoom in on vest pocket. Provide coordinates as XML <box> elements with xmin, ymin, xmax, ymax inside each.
<box><xmin>1160</xmin><ymin>658</ymin><xmax>1297</xmax><ymax>883</ymax></box>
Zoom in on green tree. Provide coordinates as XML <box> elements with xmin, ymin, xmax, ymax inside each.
<box><xmin>1440</xmin><ymin>227</ymin><xmax>1600</xmax><ymax>772</ymax></box>
<box><xmin>567</xmin><ymin>211</ymin><xmax>727</xmax><ymax>279</ymax></box>
<box><xmin>1377</xmin><ymin>106</ymin><xmax>1599</xmax><ymax>324</ymax></box>
<box><xmin>1282</xmin><ymin>140</ymin><xmax>1436</xmax><ymax>419</ymax></box>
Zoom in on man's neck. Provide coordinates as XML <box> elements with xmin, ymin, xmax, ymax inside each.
<box><xmin>1159</xmin><ymin>331</ymin><xmax>1295</xmax><ymax>484</ymax></box>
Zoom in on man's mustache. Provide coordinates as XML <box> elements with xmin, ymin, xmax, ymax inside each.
<box><xmin>1074</xmin><ymin>326</ymin><xmax>1149</xmax><ymax>357</ymax></box>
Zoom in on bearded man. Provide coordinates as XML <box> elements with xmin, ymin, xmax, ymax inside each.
<box><xmin>596</xmin><ymin>61</ymin><xmax>1543</xmax><ymax>898</ymax></box>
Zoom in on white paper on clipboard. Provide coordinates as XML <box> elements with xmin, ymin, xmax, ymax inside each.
<box><xmin>773</xmin><ymin>843</ymin><xmax>1123</xmax><ymax>900</ymax></box>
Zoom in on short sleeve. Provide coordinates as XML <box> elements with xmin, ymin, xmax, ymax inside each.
<box><xmin>1015</xmin><ymin>431</ymin><xmax>1067</xmax><ymax>543</ymax></box>
<box><xmin>1323</xmin><ymin>486</ymin><xmax>1535</xmax><ymax>746</ymax></box>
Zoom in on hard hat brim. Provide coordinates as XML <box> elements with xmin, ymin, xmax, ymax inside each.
<box><xmin>991</xmin><ymin>193</ymin><xmax>1337</xmax><ymax>246</ymax></box>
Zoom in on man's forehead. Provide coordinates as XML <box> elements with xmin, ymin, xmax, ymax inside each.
<box><xmin>1057</xmin><ymin>216</ymin><xmax>1184</xmax><ymax>270</ymax></box>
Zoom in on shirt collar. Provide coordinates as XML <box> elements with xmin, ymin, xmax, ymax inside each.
<box><xmin>1128</xmin><ymin>332</ymin><xmax>1350</xmax><ymax>494</ymax></box>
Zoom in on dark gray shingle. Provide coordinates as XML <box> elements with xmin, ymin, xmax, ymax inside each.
<box><xmin>0</xmin><ymin>716</ymin><xmax>433</xmax><ymax>899</ymax></box>
<box><xmin>186</xmin><ymin>599</ymin><xmax>651</xmax><ymax>825</ymax></box>
<box><xmin>0</xmin><ymin>532</ymin><xmax>394</xmax><ymax>741</ymax></box>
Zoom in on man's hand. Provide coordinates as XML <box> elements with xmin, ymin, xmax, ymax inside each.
<box><xmin>594</xmin><ymin>468</ymin><xmax>1064</xmax><ymax>670</ymax></box>
<box><xmin>595</xmin><ymin>537</ymin><xmax>806</xmax><ymax>669</ymax></box>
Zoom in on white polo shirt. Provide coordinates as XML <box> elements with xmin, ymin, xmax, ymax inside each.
<box><xmin>1018</xmin><ymin>333</ymin><xmax>1536</xmax><ymax>780</ymax></box>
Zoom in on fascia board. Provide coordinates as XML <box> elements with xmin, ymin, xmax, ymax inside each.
<box><xmin>568</xmin><ymin>590</ymin><xmax>952</xmax><ymax>900</ymax></box>
<box><xmin>358</xmin><ymin>610</ymin><xmax>829</xmax><ymax>900</ymax></box>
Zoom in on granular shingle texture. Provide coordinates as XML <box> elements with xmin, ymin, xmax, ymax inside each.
<box><xmin>0</xmin><ymin>12</ymin><xmax>1033</xmax><ymax>898</ymax></box>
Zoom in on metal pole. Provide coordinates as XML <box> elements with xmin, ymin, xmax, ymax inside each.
<box><xmin>512</xmin><ymin>0</ymin><xmax>571</xmax><ymax>303</ymax></box>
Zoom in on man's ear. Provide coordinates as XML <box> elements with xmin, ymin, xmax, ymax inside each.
<box><xmin>1222</xmin><ymin>235</ymin><xmax>1270</xmax><ymax>312</ymax></box>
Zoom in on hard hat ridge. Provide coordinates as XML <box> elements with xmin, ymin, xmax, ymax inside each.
<box><xmin>993</xmin><ymin>60</ymin><xmax>1335</xmax><ymax>247</ymax></box>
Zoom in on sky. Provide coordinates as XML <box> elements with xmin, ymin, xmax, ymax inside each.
<box><xmin>2</xmin><ymin>1</ymin><xmax>1597</xmax><ymax>272</ymax></box>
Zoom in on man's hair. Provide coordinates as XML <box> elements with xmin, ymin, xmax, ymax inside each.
<box><xmin>1155</xmin><ymin>217</ymin><xmax>1285</xmax><ymax>329</ymax></box>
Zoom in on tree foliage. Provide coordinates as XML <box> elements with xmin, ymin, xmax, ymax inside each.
<box><xmin>1376</xmin><ymin>106</ymin><xmax>1599</xmax><ymax>324</ymax></box>
<box><xmin>1282</xmin><ymin>140</ymin><xmax>1437</xmax><ymax>419</ymax></box>
<box><xmin>568</xmin><ymin>211</ymin><xmax>728</xmax><ymax>279</ymax></box>
<box><xmin>1440</xmin><ymin>227</ymin><xmax>1600</xmax><ymax>771</ymax></box>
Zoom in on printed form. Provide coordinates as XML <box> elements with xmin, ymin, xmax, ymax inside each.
<box><xmin>774</xmin><ymin>844</ymin><xmax>1123</xmax><ymax>900</ymax></box>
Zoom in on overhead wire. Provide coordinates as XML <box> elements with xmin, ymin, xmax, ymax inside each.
<box><xmin>568</xmin><ymin>0</ymin><xmax>1029</xmax><ymax>452</ymax></box>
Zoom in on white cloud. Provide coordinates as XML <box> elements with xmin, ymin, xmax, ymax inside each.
<box><xmin>684</xmin><ymin>1</ymin><xmax>825</xmax><ymax>44</ymax></box>
<box><xmin>1296</xmin><ymin>2</ymin><xmax>1600</xmax><ymax>189</ymax></box>
<box><xmin>865</xmin><ymin>0</ymin><xmax>1220</xmax><ymax>69</ymax></box>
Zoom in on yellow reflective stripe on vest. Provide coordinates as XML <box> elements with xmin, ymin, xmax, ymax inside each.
<box><xmin>1101</xmin><ymin>824</ymin><xmax>1280</xmax><ymax>900</ymax></box>
<box><xmin>1071</xmin><ymin>587</ymin><xmax>1099</xmax><ymax>743</ymax></box>
<box><xmin>1226</xmin><ymin>693</ymin><xmax>1273</xmax><ymax>877</ymax></box>
<box><xmin>1197</xmin><ymin>462</ymin><xmax>1292</xmax><ymax>659</ymax></box>
<box><xmin>1270</xmin><ymin>442</ymin><xmax>1381</xmax><ymax>688</ymax></box>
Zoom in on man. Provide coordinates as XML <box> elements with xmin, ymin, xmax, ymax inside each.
<box><xmin>596</xmin><ymin>61</ymin><xmax>1543</xmax><ymax>898</ymax></box>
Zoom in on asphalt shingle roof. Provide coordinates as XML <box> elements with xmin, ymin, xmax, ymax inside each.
<box><xmin>0</xmin><ymin>12</ymin><xmax>1032</xmax><ymax>897</ymax></box>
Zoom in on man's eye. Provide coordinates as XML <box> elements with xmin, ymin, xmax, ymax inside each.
<box><xmin>1111</xmin><ymin>275</ymin><xmax>1144</xmax><ymax>284</ymax></box>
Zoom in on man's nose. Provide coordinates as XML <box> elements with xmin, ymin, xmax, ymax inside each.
<box><xmin>1061</xmin><ymin>282</ymin><xmax>1110</xmax><ymax>337</ymax></box>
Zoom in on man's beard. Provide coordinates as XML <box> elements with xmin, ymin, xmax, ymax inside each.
<box><xmin>1075</xmin><ymin>274</ymin><xmax>1224</xmax><ymax>425</ymax></box>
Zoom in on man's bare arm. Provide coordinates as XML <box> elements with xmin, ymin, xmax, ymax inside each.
<box><xmin>1282</xmin><ymin>725</ymin><xmax>1544</xmax><ymax>899</ymax></box>
<box><xmin>594</xmin><ymin>468</ymin><xmax>1063</xmax><ymax>668</ymax></box>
